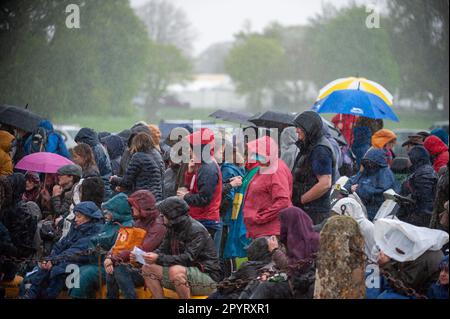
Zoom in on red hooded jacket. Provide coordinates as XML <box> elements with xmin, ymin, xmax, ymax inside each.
<box><xmin>243</xmin><ymin>136</ymin><xmax>293</xmax><ymax>239</ymax></box>
<box><xmin>184</xmin><ymin>129</ymin><xmax>223</xmax><ymax>222</ymax></box>
<box><xmin>424</xmin><ymin>136</ymin><xmax>449</xmax><ymax>173</ymax></box>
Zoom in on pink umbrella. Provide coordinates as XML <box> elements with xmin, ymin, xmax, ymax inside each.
<box><xmin>15</xmin><ymin>152</ymin><xmax>75</xmax><ymax>173</ymax></box>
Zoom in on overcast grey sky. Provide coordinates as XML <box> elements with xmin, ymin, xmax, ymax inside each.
<box><xmin>130</xmin><ymin>0</ymin><xmax>372</xmax><ymax>54</ymax></box>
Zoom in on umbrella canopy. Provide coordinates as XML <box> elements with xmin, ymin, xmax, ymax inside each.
<box><xmin>316</xmin><ymin>77</ymin><xmax>394</xmax><ymax>106</ymax></box>
<box><xmin>0</xmin><ymin>104</ymin><xmax>43</xmax><ymax>132</ymax></box>
<box><xmin>15</xmin><ymin>152</ymin><xmax>75</xmax><ymax>173</ymax></box>
<box><xmin>209</xmin><ymin>109</ymin><xmax>255</xmax><ymax>127</ymax></box>
<box><xmin>248</xmin><ymin>111</ymin><xmax>296</xmax><ymax>130</ymax></box>
<box><xmin>315</xmin><ymin>90</ymin><xmax>399</xmax><ymax>122</ymax></box>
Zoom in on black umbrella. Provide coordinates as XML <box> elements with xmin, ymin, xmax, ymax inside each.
<box><xmin>209</xmin><ymin>109</ymin><xmax>255</xmax><ymax>127</ymax></box>
<box><xmin>0</xmin><ymin>104</ymin><xmax>43</xmax><ymax>132</ymax></box>
<box><xmin>248</xmin><ymin>111</ymin><xmax>296</xmax><ymax>130</ymax></box>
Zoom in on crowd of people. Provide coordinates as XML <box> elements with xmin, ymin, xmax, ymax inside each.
<box><xmin>0</xmin><ymin>111</ymin><xmax>448</xmax><ymax>299</ymax></box>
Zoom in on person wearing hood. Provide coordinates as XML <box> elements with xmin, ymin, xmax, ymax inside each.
<box><xmin>20</xmin><ymin>201</ymin><xmax>103</xmax><ymax>299</ymax></box>
<box><xmin>242</xmin><ymin>135</ymin><xmax>293</xmax><ymax>239</ymax></box>
<box><xmin>51</xmin><ymin>164</ymin><xmax>82</xmax><ymax>217</ymax></box>
<box><xmin>101</xmin><ymin>134</ymin><xmax>125</xmax><ymax>176</ymax></box>
<box><xmin>292</xmin><ymin>111</ymin><xmax>335</xmax><ymax>225</ymax></box>
<box><xmin>110</xmin><ymin>133</ymin><xmax>163</xmax><ymax>200</ymax></box>
<box><xmin>428</xmin><ymin>255</ymin><xmax>449</xmax><ymax>299</ymax></box>
<box><xmin>424</xmin><ymin>135</ymin><xmax>449</xmax><ymax>173</ymax></box>
<box><xmin>400</xmin><ymin>146</ymin><xmax>438</xmax><ymax>227</ymax></box>
<box><xmin>352</xmin><ymin>126</ymin><xmax>372</xmax><ymax>169</ymax></box>
<box><xmin>104</xmin><ymin>190</ymin><xmax>166</xmax><ymax>299</ymax></box>
<box><xmin>0</xmin><ymin>130</ymin><xmax>15</xmax><ymax>176</ymax></box>
<box><xmin>209</xmin><ymin>237</ymin><xmax>273</xmax><ymax>299</ymax></box>
<box><xmin>248</xmin><ymin>206</ymin><xmax>319</xmax><ymax>299</ymax></box>
<box><xmin>371</xmin><ymin>129</ymin><xmax>397</xmax><ymax>167</ymax></box>
<box><xmin>177</xmin><ymin>128</ymin><xmax>223</xmax><ymax>244</ymax></box>
<box><xmin>119</xmin><ymin>123</ymin><xmax>165</xmax><ymax>198</ymax></box>
<box><xmin>24</xmin><ymin>120</ymin><xmax>71</xmax><ymax>159</ymax></box>
<box><xmin>69</xmin><ymin>193</ymin><xmax>133</xmax><ymax>299</ymax></box>
<box><xmin>344</xmin><ymin>148</ymin><xmax>399</xmax><ymax>221</ymax></box>
<box><xmin>142</xmin><ymin>196</ymin><xmax>221</xmax><ymax>299</ymax></box>
<box><xmin>280</xmin><ymin>127</ymin><xmax>300</xmax><ymax>171</ymax></box>
<box><xmin>430</xmin><ymin>128</ymin><xmax>449</xmax><ymax>146</ymax></box>
<box><xmin>75</xmin><ymin>128</ymin><xmax>112</xmax><ymax>199</ymax></box>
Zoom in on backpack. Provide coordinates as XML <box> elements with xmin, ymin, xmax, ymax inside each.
<box><xmin>110</xmin><ymin>226</ymin><xmax>147</xmax><ymax>256</ymax></box>
<box><xmin>30</xmin><ymin>127</ymin><xmax>48</xmax><ymax>153</ymax></box>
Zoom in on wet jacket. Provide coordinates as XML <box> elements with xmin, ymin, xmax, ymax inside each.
<box><xmin>49</xmin><ymin>219</ymin><xmax>103</xmax><ymax>278</ymax></box>
<box><xmin>401</xmin><ymin>146</ymin><xmax>438</xmax><ymax>216</ymax></box>
<box><xmin>51</xmin><ymin>183</ymin><xmax>76</xmax><ymax>217</ymax></box>
<box><xmin>155</xmin><ymin>215</ymin><xmax>222</xmax><ymax>282</ymax></box>
<box><xmin>112</xmin><ymin>191</ymin><xmax>166</xmax><ymax>263</ymax></box>
<box><xmin>280</xmin><ymin>127</ymin><xmax>300</xmax><ymax>171</ymax></box>
<box><xmin>0</xmin><ymin>130</ymin><xmax>14</xmax><ymax>176</ymax></box>
<box><xmin>292</xmin><ymin>112</ymin><xmax>335</xmax><ymax>215</ymax></box>
<box><xmin>90</xmin><ymin>193</ymin><xmax>133</xmax><ymax>251</ymax></box>
<box><xmin>244</xmin><ymin>136</ymin><xmax>293</xmax><ymax>239</ymax></box>
<box><xmin>24</xmin><ymin>120</ymin><xmax>71</xmax><ymax>159</ymax></box>
<box><xmin>184</xmin><ymin>159</ymin><xmax>223</xmax><ymax>222</ymax></box>
<box><xmin>101</xmin><ymin>135</ymin><xmax>125</xmax><ymax>176</ymax></box>
<box><xmin>424</xmin><ymin>136</ymin><xmax>449</xmax><ymax>173</ymax></box>
<box><xmin>75</xmin><ymin>128</ymin><xmax>112</xmax><ymax>199</ymax></box>
<box><xmin>331</xmin><ymin>114</ymin><xmax>357</xmax><ymax>146</ymax></box>
<box><xmin>111</xmin><ymin>151</ymin><xmax>163</xmax><ymax>200</ymax></box>
<box><xmin>382</xmin><ymin>250</ymin><xmax>443</xmax><ymax>295</ymax></box>
<box><xmin>430</xmin><ymin>165</ymin><xmax>449</xmax><ymax>230</ymax></box>
<box><xmin>352</xmin><ymin>126</ymin><xmax>372</xmax><ymax>168</ymax></box>
<box><xmin>344</xmin><ymin>148</ymin><xmax>399</xmax><ymax>220</ymax></box>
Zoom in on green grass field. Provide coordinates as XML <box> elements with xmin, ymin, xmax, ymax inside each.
<box><xmin>55</xmin><ymin>107</ymin><xmax>444</xmax><ymax>133</ymax></box>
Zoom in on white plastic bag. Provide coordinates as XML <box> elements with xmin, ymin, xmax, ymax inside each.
<box><xmin>374</xmin><ymin>219</ymin><xmax>449</xmax><ymax>262</ymax></box>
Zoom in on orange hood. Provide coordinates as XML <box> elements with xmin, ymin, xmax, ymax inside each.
<box><xmin>371</xmin><ymin>129</ymin><xmax>397</xmax><ymax>148</ymax></box>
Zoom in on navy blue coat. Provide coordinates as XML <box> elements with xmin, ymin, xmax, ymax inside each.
<box><xmin>352</xmin><ymin>126</ymin><xmax>372</xmax><ymax>168</ymax></box>
<box><xmin>345</xmin><ymin>148</ymin><xmax>399</xmax><ymax>220</ymax></box>
<box><xmin>49</xmin><ymin>220</ymin><xmax>103</xmax><ymax>278</ymax></box>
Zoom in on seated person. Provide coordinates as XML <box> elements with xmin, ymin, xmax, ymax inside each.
<box><xmin>142</xmin><ymin>196</ymin><xmax>222</xmax><ymax>299</ymax></box>
<box><xmin>427</xmin><ymin>255</ymin><xmax>449</xmax><ymax>299</ymax></box>
<box><xmin>20</xmin><ymin>202</ymin><xmax>103</xmax><ymax>299</ymax></box>
<box><xmin>69</xmin><ymin>193</ymin><xmax>133</xmax><ymax>299</ymax></box>
<box><xmin>104</xmin><ymin>190</ymin><xmax>166</xmax><ymax>299</ymax></box>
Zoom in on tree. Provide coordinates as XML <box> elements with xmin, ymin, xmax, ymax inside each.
<box><xmin>387</xmin><ymin>0</ymin><xmax>449</xmax><ymax>115</ymax></box>
<box><xmin>143</xmin><ymin>41</ymin><xmax>192</xmax><ymax>111</ymax></box>
<box><xmin>0</xmin><ymin>0</ymin><xmax>150</xmax><ymax>118</ymax></box>
<box><xmin>301</xmin><ymin>5</ymin><xmax>401</xmax><ymax>97</ymax></box>
<box><xmin>195</xmin><ymin>42</ymin><xmax>233</xmax><ymax>73</ymax></box>
<box><xmin>134</xmin><ymin>0</ymin><xmax>196</xmax><ymax>56</ymax></box>
<box><xmin>225</xmin><ymin>35</ymin><xmax>285</xmax><ymax>111</ymax></box>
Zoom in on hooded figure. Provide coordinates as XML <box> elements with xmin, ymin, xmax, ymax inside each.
<box><xmin>371</xmin><ymin>129</ymin><xmax>397</xmax><ymax>166</ymax></box>
<box><xmin>279</xmin><ymin>207</ymin><xmax>320</xmax><ymax>264</ymax></box>
<box><xmin>427</xmin><ymin>255</ymin><xmax>449</xmax><ymax>299</ymax></box>
<box><xmin>101</xmin><ymin>134</ymin><xmax>125</xmax><ymax>176</ymax></box>
<box><xmin>352</xmin><ymin>126</ymin><xmax>372</xmax><ymax>169</ymax></box>
<box><xmin>183</xmin><ymin>128</ymin><xmax>223</xmax><ymax>238</ymax></box>
<box><xmin>344</xmin><ymin>148</ymin><xmax>398</xmax><ymax>220</ymax></box>
<box><xmin>401</xmin><ymin>146</ymin><xmax>438</xmax><ymax>227</ymax></box>
<box><xmin>292</xmin><ymin>111</ymin><xmax>335</xmax><ymax>224</ymax></box>
<box><xmin>24</xmin><ymin>120</ymin><xmax>71</xmax><ymax>159</ymax></box>
<box><xmin>211</xmin><ymin>237</ymin><xmax>273</xmax><ymax>299</ymax></box>
<box><xmin>0</xmin><ymin>130</ymin><xmax>14</xmax><ymax>176</ymax></box>
<box><xmin>109</xmin><ymin>190</ymin><xmax>166</xmax><ymax>264</ymax></box>
<box><xmin>68</xmin><ymin>193</ymin><xmax>134</xmax><ymax>299</ymax></box>
<box><xmin>75</xmin><ymin>128</ymin><xmax>112</xmax><ymax>200</ymax></box>
<box><xmin>430</xmin><ymin>128</ymin><xmax>449</xmax><ymax>146</ymax></box>
<box><xmin>280</xmin><ymin>127</ymin><xmax>300</xmax><ymax>171</ymax></box>
<box><xmin>154</xmin><ymin>196</ymin><xmax>222</xmax><ymax>283</ymax></box>
<box><xmin>243</xmin><ymin>136</ymin><xmax>293</xmax><ymax>239</ymax></box>
<box><xmin>424</xmin><ymin>135</ymin><xmax>449</xmax><ymax>173</ymax></box>
<box><xmin>21</xmin><ymin>201</ymin><xmax>103</xmax><ymax>299</ymax></box>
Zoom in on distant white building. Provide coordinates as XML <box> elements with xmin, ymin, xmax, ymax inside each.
<box><xmin>167</xmin><ymin>74</ymin><xmax>252</xmax><ymax>110</ymax></box>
